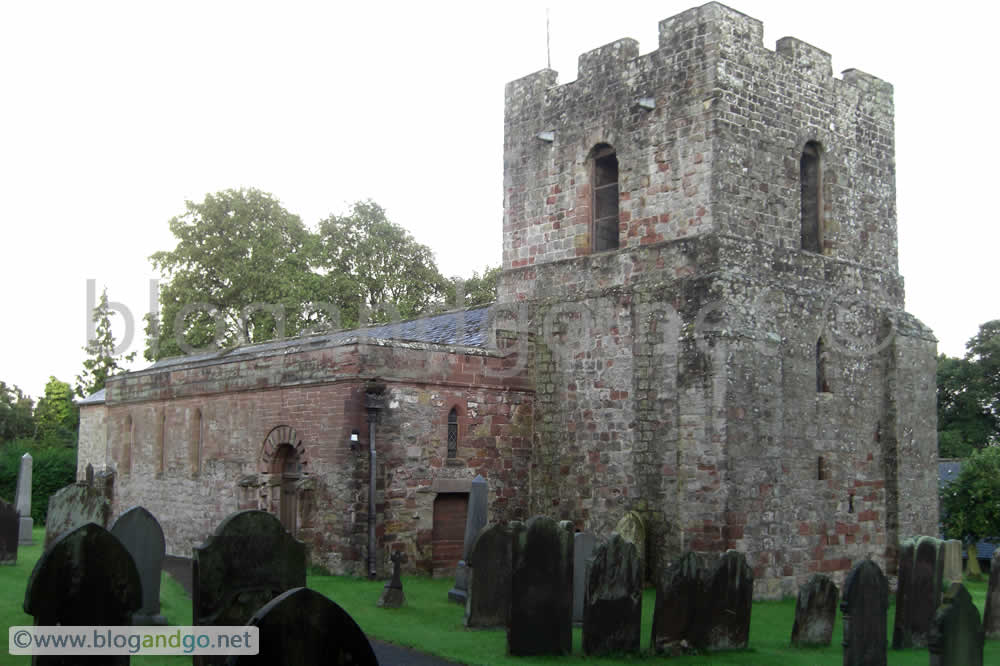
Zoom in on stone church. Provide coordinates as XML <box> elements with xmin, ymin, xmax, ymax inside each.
<box><xmin>78</xmin><ymin>3</ymin><xmax>938</xmax><ymax>598</ymax></box>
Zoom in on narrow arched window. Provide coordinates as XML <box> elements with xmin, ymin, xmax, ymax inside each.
<box><xmin>156</xmin><ymin>410</ymin><xmax>166</xmax><ymax>475</ymax></box>
<box><xmin>123</xmin><ymin>415</ymin><xmax>134</xmax><ymax>474</ymax></box>
<box><xmin>800</xmin><ymin>141</ymin><xmax>822</xmax><ymax>252</ymax></box>
<box><xmin>816</xmin><ymin>338</ymin><xmax>830</xmax><ymax>393</ymax></box>
<box><xmin>447</xmin><ymin>408</ymin><xmax>458</xmax><ymax>459</ymax></box>
<box><xmin>591</xmin><ymin>144</ymin><xmax>620</xmax><ymax>252</ymax></box>
<box><xmin>190</xmin><ymin>408</ymin><xmax>203</xmax><ymax>477</ymax></box>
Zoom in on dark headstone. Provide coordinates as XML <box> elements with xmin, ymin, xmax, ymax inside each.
<box><xmin>791</xmin><ymin>574</ymin><xmax>838</xmax><ymax>646</ymax></box>
<box><xmin>0</xmin><ymin>498</ymin><xmax>18</xmax><ymax>565</ymax></box>
<box><xmin>465</xmin><ymin>522</ymin><xmax>513</xmax><ymax>628</ymax></box>
<box><xmin>44</xmin><ymin>482</ymin><xmax>111</xmax><ymax>548</ymax></box>
<box><xmin>893</xmin><ymin>535</ymin><xmax>945</xmax><ymax>648</ymax></box>
<box><xmin>508</xmin><ymin>516</ymin><xmax>573</xmax><ymax>656</ymax></box>
<box><xmin>377</xmin><ymin>551</ymin><xmax>406</xmax><ymax>608</ymax></box>
<box><xmin>651</xmin><ymin>551</ymin><xmax>705</xmax><ymax>655</ymax></box>
<box><xmin>984</xmin><ymin>548</ymin><xmax>1000</xmax><ymax>639</ymax></box>
<box><xmin>225</xmin><ymin>587</ymin><xmax>378</xmax><ymax>666</ymax></box>
<box><xmin>582</xmin><ymin>534</ymin><xmax>641</xmax><ymax>655</ymax></box>
<box><xmin>194</xmin><ymin>510</ymin><xmax>306</xmax><ymax>666</ymax></box>
<box><xmin>572</xmin><ymin>531</ymin><xmax>596</xmax><ymax>625</ymax></box>
<box><xmin>841</xmin><ymin>559</ymin><xmax>889</xmax><ymax>666</ymax></box>
<box><xmin>449</xmin><ymin>474</ymin><xmax>488</xmax><ymax>604</ymax></box>
<box><xmin>702</xmin><ymin>550</ymin><xmax>753</xmax><ymax>650</ymax></box>
<box><xmin>928</xmin><ymin>582</ymin><xmax>984</xmax><ymax>666</ymax></box>
<box><xmin>110</xmin><ymin>506</ymin><xmax>167</xmax><ymax>625</ymax></box>
<box><xmin>23</xmin><ymin>523</ymin><xmax>141</xmax><ymax>666</ymax></box>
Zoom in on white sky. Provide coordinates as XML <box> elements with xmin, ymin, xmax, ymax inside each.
<box><xmin>1</xmin><ymin>1</ymin><xmax>996</xmax><ymax>400</ymax></box>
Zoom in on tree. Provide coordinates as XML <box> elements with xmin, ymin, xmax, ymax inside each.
<box><xmin>145</xmin><ymin>188</ymin><xmax>319</xmax><ymax>360</ymax></box>
<box><xmin>937</xmin><ymin>320</ymin><xmax>1000</xmax><ymax>457</ymax></box>
<box><xmin>941</xmin><ymin>445</ymin><xmax>1000</xmax><ymax>544</ymax></box>
<box><xmin>0</xmin><ymin>381</ymin><xmax>34</xmax><ymax>444</ymax></box>
<box><xmin>448</xmin><ymin>265</ymin><xmax>500</xmax><ymax>308</ymax></box>
<box><xmin>76</xmin><ymin>288</ymin><xmax>136</xmax><ymax>398</ymax></box>
<box><xmin>33</xmin><ymin>377</ymin><xmax>78</xmax><ymax>447</ymax></box>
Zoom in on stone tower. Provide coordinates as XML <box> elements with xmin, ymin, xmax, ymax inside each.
<box><xmin>499</xmin><ymin>2</ymin><xmax>937</xmax><ymax>597</ymax></box>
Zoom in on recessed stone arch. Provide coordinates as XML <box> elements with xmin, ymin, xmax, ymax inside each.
<box><xmin>259</xmin><ymin>425</ymin><xmax>308</xmax><ymax>472</ymax></box>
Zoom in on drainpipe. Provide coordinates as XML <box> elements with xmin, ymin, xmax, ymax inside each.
<box><xmin>365</xmin><ymin>385</ymin><xmax>385</xmax><ymax>579</ymax></box>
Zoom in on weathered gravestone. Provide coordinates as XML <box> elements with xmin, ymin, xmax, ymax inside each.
<box><xmin>110</xmin><ymin>506</ymin><xmax>167</xmax><ymax>625</ymax></box>
<box><xmin>942</xmin><ymin>539</ymin><xmax>963</xmax><ymax>583</ymax></box>
<box><xmin>15</xmin><ymin>452</ymin><xmax>33</xmax><ymax>544</ymax></box>
<box><xmin>702</xmin><ymin>550</ymin><xmax>754</xmax><ymax>650</ymax></box>
<box><xmin>572</xmin><ymin>531</ymin><xmax>596</xmax><ymax>625</ymax></box>
<box><xmin>465</xmin><ymin>522</ymin><xmax>513</xmax><ymax>628</ymax></box>
<box><xmin>449</xmin><ymin>474</ymin><xmax>488</xmax><ymax>604</ymax></box>
<box><xmin>194</xmin><ymin>510</ymin><xmax>306</xmax><ymax>666</ymax></box>
<box><xmin>582</xmin><ymin>533</ymin><xmax>641</xmax><ymax>655</ymax></box>
<box><xmin>984</xmin><ymin>548</ymin><xmax>1000</xmax><ymax>639</ymax></box>
<box><xmin>841</xmin><ymin>559</ymin><xmax>888</xmax><ymax>666</ymax></box>
<box><xmin>508</xmin><ymin>516</ymin><xmax>573</xmax><ymax>656</ymax></box>
<box><xmin>928</xmin><ymin>582</ymin><xmax>984</xmax><ymax>666</ymax></box>
<box><xmin>225</xmin><ymin>587</ymin><xmax>378</xmax><ymax>666</ymax></box>
<box><xmin>377</xmin><ymin>551</ymin><xmax>406</xmax><ymax>608</ymax></box>
<box><xmin>614</xmin><ymin>510</ymin><xmax>645</xmax><ymax>579</ymax></box>
<box><xmin>24</xmin><ymin>523</ymin><xmax>141</xmax><ymax>666</ymax></box>
<box><xmin>1</xmin><ymin>498</ymin><xmax>18</xmax><ymax>565</ymax></box>
<box><xmin>651</xmin><ymin>550</ymin><xmax>705</xmax><ymax>655</ymax></box>
<box><xmin>966</xmin><ymin>545</ymin><xmax>983</xmax><ymax>581</ymax></box>
<box><xmin>893</xmin><ymin>535</ymin><xmax>945</xmax><ymax>648</ymax></box>
<box><xmin>44</xmin><ymin>482</ymin><xmax>111</xmax><ymax>548</ymax></box>
<box><xmin>790</xmin><ymin>574</ymin><xmax>838</xmax><ymax>647</ymax></box>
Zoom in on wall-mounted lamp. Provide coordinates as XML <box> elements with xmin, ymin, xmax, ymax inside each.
<box><xmin>349</xmin><ymin>429</ymin><xmax>360</xmax><ymax>452</ymax></box>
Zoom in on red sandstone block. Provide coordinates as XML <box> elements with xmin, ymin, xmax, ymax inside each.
<box><xmin>858</xmin><ymin>509</ymin><xmax>878</xmax><ymax>522</ymax></box>
<box><xmin>799</xmin><ymin>522</ymin><xmax>811</xmax><ymax>535</ymax></box>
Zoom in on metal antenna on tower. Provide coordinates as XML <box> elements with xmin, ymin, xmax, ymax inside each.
<box><xmin>546</xmin><ymin>8</ymin><xmax>551</xmax><ymax>69</ymax></box>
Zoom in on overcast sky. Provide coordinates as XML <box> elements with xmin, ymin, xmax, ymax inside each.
<box><xmin>1</xmin><ymin>1</ymin><xmax>996</xmax><ymax>400</ymax></box>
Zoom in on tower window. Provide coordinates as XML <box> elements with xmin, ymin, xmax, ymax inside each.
<box><xmin>800</xmin><ymin>141</ymin><xmax>822</xmax><ymax>253</ymax></box>
<box><xmin>816</xmin><ymin>338</ymin><xmax>830</xmax><ymax>393</ymax></box>
<box><xmin>447</xmin><ymin>408</ymin><xmax>458</xmax><ymax>459</ymax></box>
<box><xmin>591</xmin><ymin>145</ymin><xmax>620</xmax><ymax>252</ymax></box>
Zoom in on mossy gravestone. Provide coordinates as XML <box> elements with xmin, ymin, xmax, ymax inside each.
<box><xmin>791</xmin><ymin>574</ymin><xmax>838</xmax><ymax>646</ymax></box>
<box><xmin>893</xmin><ymin>535</ymin><xmax>946</xmax><ymax>648</ymax></box>
<box><xmin>841</xmin><ymin>559</ymin><xmax>888</xmax><ymax>666</ymax></box>
<box><xmin>44</xmin><ymin>482</ymin><xmax>111</xmax><ymax>548</ymax></box>
<box><xmin>928</xmin><ymin>582</ymin><xmax>984</xmax><ymax>666</ymax></box>
<box><xmin>225</xmin><ymin>587</ymin><xmax>378</xmax><ymax>666</ymax></box>
<box><xmin>194</xmin><ymin>510</ymin><xmax>305</xmax><ymax>666</ymax></box>
<box><xmin>582</xmin><ymin>534</ymin><xmax>641</xmax><ymax>655</ymax></box>
<box><xmin>0</xmin><ymin>498</ymin><xmax>18</xmax><ymax>565</ymax></box>
<box><xmin>465</xmin><ymin>522</ymin><xmax>513</xmax><ymax>628</ymax></box>
<box><xmin>24</xmin><ymin>523</ymin><xmax>141</xmax><ymax>666</ymax></box>
<box><xmin>651</xmin><ymin>551</ymin><xmax>704</xmax><ymax>655</ymax></box>
<box><xmin>110</xmin><ymin>506</ymin><xmax>167</xmax><ymax>625</ymax></box>
<box><xmin>508</xmin><ymin>516</ymin><xmax>573</xmax><ymax>656</ymax></box>
<box><xmin>614</xmin><ymin>510</ymin><xmax>645</xmax><ymax>578</ymax></box>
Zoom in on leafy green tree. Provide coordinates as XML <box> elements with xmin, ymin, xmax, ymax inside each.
<box><xmin>76</xmin><ymin>288</ymin><xmax>136</xmax><ymax>398</ymax></box>
<box><xmin>941</xmin><ymin>445</ymin><xmax>1000</xmax><ymax>544</ymax></box>
<box><xmin>448</xmin><ymin>265</ymin><xmax>500</xmax><ymax>308</ymax></box>
<box><xmin>0</xmin><ymin>381</ymin><xmax>35</xmax><ymax>443</ymax></box>
<box><xmin>937</xmin><ymin>320</ymin><xmax>1000</xmax><ymax>457</ymax></box>
<box><xmin>33</xmin><ymin>377</ymin><xmax>78</xmax><ymax>447</ymax></box>
<box><xmin>145</xmin><ymin>188</ymin><xmax>319</xmax><ymax>360</ymax></box>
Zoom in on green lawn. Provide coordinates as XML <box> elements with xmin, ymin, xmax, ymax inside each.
<box><xmin>3</xmin><ymin>529</ymin><xmax>998</xmax><ymax>665</ymax></box>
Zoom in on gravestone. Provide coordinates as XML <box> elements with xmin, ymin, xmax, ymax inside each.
<box><xmin>582</xmin><ymin>534</ymin><xmax>641</xmax><ymax>655</ymax></box>
<box><xmin>44</xmin><ymin>482</ymin><xmax>111</xmax><ymax>548</ymax></box>
<box><xmin>225</xmin><ymin>587</ymin><xmax>378</xmax><ymax>666</ymax></box>
<box><xmin>109</xmin><ymin>506</ymin><xmax>167</xmax><ymax>625</ymax></box>
<box><xmin>465</xmin><ymin>522</ymin><xmax>513</xmax><ymax>628</ymax></box>
<box><xmin>893</xmin><ymin>535</ymin><xmax>945</xmax><ymax>648</ymax></box>
<box><xmin>0</xmin><ymin>498</ymin><xmax>18</xmax><ymax>565</ymax></box>
<box><xmin>928</xmin><ymin>582</ymin><xmax>984</xmax><ymax>666</ymax></box>
<box><xmin>965</xmin><ymin>545</ymin><xmax>983</xmax><ymax>581</ymax></box>
<box><xmin>791</xmin><ymin>574</ymin><xmax>838</xmax><ymax>646</ymax></box>
<box><xmin>942</xmin><ymin>539</ymin><xmax>963</xmax><ymax>583</ymax></box>
<box><xmin>23</xmin><ymin>523</ymin><xmax>141</xmax><ymax>666</ymax></box>
<box><xmin>841</xmin><ymin>559</ymin><xmax>888</xmax><ymax>666</ymax></box>
<box><xmin>194</xmin><ymin>510</ymin><xmax>306</xmax><ymax>666</ymax></box>
<box><xmin>85</xmin><ymin>463</ymin><xmax>94</xmax><ymax>486</ymax></box>
<box><xmin>614</xmin><ymin>510</ymin><xmax>645</xmax><ymax>578</ymax></box>
<box><xmin>449</xmin><ymin>474</ymin><xmax>488</xmax><ymax>604</ymax></box>
<box><xmin>572</xmin><ymin>531</ymin><xmax>596</xmax><ymax>625</ymax></box>
<box><xmin>377</xmin><ymin>551</ymin><xmax>406</xmax><ymax>608</ymax></box>
<box><xmin>702</xmin><ymin>550</ymin><xmax>754</xmax><ymax>650</ymax></box>
<box><xmin>15</xmin><ymin>452</ymin><xmax>33</xmax><ymax>544</ymax></box>
<box><xmin>985</xmin><ymin>548</ymin><xmax>1000</xmax><ymax>639</ymax></box>
<box><xmin>508</xmin><ymin>516</ymin><xmax>574</xmax><ymax>656</ymax></box>
<box><xmin>651</xmin><ymin>551</ymin><xmax>706</xmax><ymax>655</ymax></box>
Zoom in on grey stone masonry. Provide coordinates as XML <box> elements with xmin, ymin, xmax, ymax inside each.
<box><xmin>15</xmin><ymin>452</ymin><xmax>32</xmax><ymax>545</ymax></box>
<box><xmin>44</xmin><ymin>482</ymin><xmax>111</xmax><ymax>548</ymax></box>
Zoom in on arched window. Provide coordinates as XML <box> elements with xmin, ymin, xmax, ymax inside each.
<box><xmin>123</xmin><ymin>415</ymin><xmax>134</xmax><ymax>474</ymax></box>
<box><xmin>816</xmin><ymin>338</ymin><xmax>830</xmax><ymax>393</ymax></box>
<box><xmin>447</xmin><ymin>408</ymin><xmax>458</xmax><ymax>459</ymax></box>
<box><xmin>800</xmin><ymin>141</ymin><xmax>822</xmax><ymax>253</ymax></box>
<box><xmin>156</xmin><ymin>410</ymin><xmax>166</xmax><ymax>475</ymax></box>
<box><xmin>190</xmin><ymin>408</ymin><xmax>202</xmax><ymax>477</ymax></box>
<box><xmin>590</xmin><ymin>144</ymin><xmax>620</xmax><ymax>252</ymax></box>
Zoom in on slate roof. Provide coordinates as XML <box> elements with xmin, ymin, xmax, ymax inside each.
<box><xmin>78</xmin><ymin>387</ymin><xmax>106</xmax><ymax>405</ymax></box>
<box><xmin>939</xmin><ymin>459</ymin><xmax>998</xmax><ymax>561</ymax></box>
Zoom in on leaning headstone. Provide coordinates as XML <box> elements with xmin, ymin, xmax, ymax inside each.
<box><xmin>0</xmin><ymin>498</ymin><xmax>18</xmax><ymax>565</ymax></box>
<box><xmin>702</xmin><ymin>550</ymin><xmax>754</xmax><ymax>650</ymax></box>
<box><xmin>651</xmin><ymin>551</ymin><xmax>705</xmax><ymax>655</ymax></box>
<box><xmin>194</xmin><ymin>510</ymin><xmax>306</xmax><ymax>666</ymax></box>
<box><xmin>377</xmin><ymin>551</ymin><xmax>406</xmax><ymax>608</ymax></box>
<box><xmin>614</xmin><ymin>511</ymin><xmax>646</xmax><ymax>578</ymax></box>
<box><xmin>44</xmin><ymin>482</ymin><xmax>111</xmax><ymax>548</ymax></box>
<box><xmin>110</xmin><ymin>506</ymin><xmax>168</xmax><ymax>625</ymax></box>
<box><xmin>942</xmin><ymin>539</ymin><xmax>963</xmax><ymax>583</ymax></box>
<box><xmin>225</xmin><ymin>587</ymin><xmax>378</xmax><ymax>666</ymax></box>
<box><xmin>572</xmin><ymin>531</ymin><xmax>596</xmax><ymax>625</ymax></box>
<box><xmin>582</xmin><ymin>534</ymin><xmax>641</xmax><ymax>655</ymax></box>
<box><xmin>791</xmin><ymin>574</ymin><xmax>838</xmax><ymax>646</ymax></box>
<box><xmin>15</xmin><ymin>452</ymin><xmax>33</xmax><ymax>544</ymax></box>
<box><xmin>23</xmin><ymin>523</ymin><xmax>141</xmax><ymax>666</ymax></box>
<box><xmin>841</xmin><ymin>559</ymin><xmax>889</xmax><ymax>666</ymax></box>
<box><xmin>984</xmin><ymin>548</ymin><xmax>1000</xmax><ymax>639</ymax></box>
<box><xmin>465</xmin><ymin>522</ymin><xmax>513</xmax><ymax>628</ymax></box>
<box><xmin>508</xmin><ymin>516</ymin><xmax>574</xmax><ymax>656</ymax></box>
<box><xmin>449</xmin><ymin>474</ymin><xmax>488</xmax><ymax>604</ymax></box>
<box><xmin>893</xmin><ymin>535</ymin><xmax>945</xmax><ymax>648</ymax></box>
<box><xmin>928</xmin><ymin>582</ymin><xmax>984</xmax><ymax>666</ymax></box>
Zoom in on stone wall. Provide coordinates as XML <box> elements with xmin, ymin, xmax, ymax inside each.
<box><xmin>77</xmin><ymin>403</ymin><xmax>107</xmax><ymax>479</ymax></box>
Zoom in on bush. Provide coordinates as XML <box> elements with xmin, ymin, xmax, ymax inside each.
<box><xmin>0</xmin><ymin>440</ymin><xmax>77</xmax><ymax>524</ymax></box>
